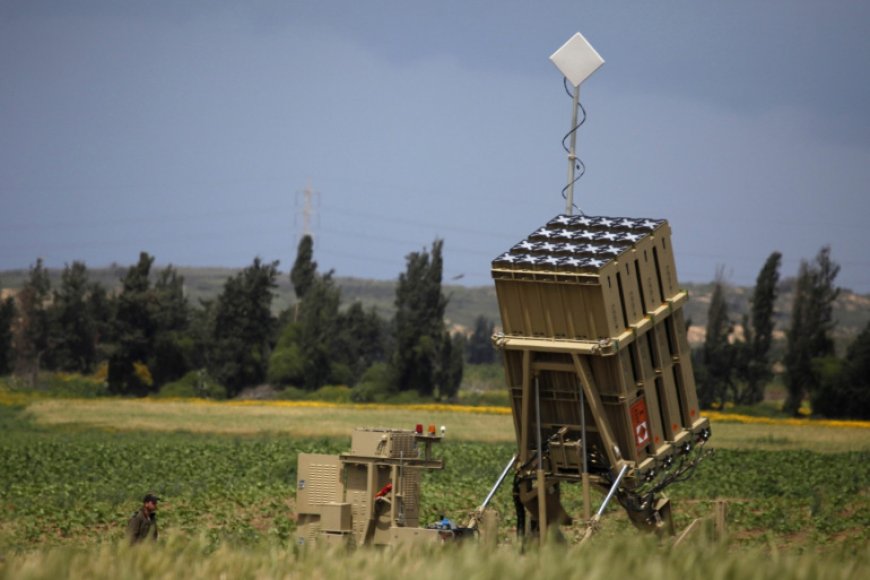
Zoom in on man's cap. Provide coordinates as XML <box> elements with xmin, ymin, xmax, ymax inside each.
<box><xmin>143</xmin><ymin>494</ymin><xmax>160</xmax><ymax>503</ymax></box>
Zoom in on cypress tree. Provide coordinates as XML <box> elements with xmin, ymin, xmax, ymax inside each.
<box><xmin>48</xmin><ymin>261</ymin><xmax>99</xmax><ymax>373</ymax></box>
<box><xmin>815</xmin><ymin>322</ymin><xmax>870</xmax><ymax>419</ymax></box>
<box><xmin>296</xmin><ymin>273</ymin><xmax>341</xmax><ymax>390</ymax></box>
<box><xmin>333</xmin><ymin>301</ymin><xmax>387</xmax><ymax>386</ymax></box>
<box><xmin>737</xmin><ymin>252</ymin><xmax>782</xmax><ymax>404</ymax></box>
<box><xmin>209</xmin><ymin>258</ymin><xmax>279</xmax><ymax>396</ymax></box>
<box><xmin>439</xmin><ymin>332</ymin><xmax>465</xmax><ymax>400</ymax></box>
<box><xmin>12</xmin><ymin>259</ymin><xmax>51</xmax><ymax>385</ymax></box>
<box><xmin>0</xmin><ymin>291</ymin><xmax>15</xmax><ymax>375</ymax></box>
<box><xmin>698</xmin><ymin>277</ymin><xmax>734</xmax><ymax>408</ymax></box>
<box><xmin>151</xmin><ymin>265</ymin><xmax>191</xmax><ymax>386</ymax></box>
<box><xmin>784</xmin><ymin>246</ymin><xmax>840</xmax><ymax>415</ymax></box>
<box><xmin>809</xmin><ymin>321</ymin><xmax>870</xmax><ymax>419</ymax></box>
<box><xmin>467</xmin><ymin>315</ymin><xmax>495</xmax><ymax>364</ymax></box>
<box><xmin>108</xmin><ymin>252</ymin><xmax>158</xmax><ymax>395</ymax></box>
<box><xmin>275</xmin><ymin>235</ymin><xmax>388</xmax><ymax>390</ymax></box>
<box><xmin>290</xmin><ymin>235</ymin><xmax>318</xmax><ymax>301</ymax></box>
<box><xmin>391</xmin><ymin>240</ymin><xmax>453</xmax><ymax>397</ymax></box>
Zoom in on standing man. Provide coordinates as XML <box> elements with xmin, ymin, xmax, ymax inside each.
<box><xmin>127</xmin><ymin>493</ymin><xmax>159</xmax><ymax>545</ymax></box>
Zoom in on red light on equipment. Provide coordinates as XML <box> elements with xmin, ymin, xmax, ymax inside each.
<box><xmin>416</xmin><ymin>424</ymin><xmax>423</xmax><ymax>434</ymax></box>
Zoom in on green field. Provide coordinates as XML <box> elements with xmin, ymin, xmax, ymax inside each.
<box><xmin>1</xmin><ymin>397</ymin><xmax>868</xmax><ymax>579</ymax></box>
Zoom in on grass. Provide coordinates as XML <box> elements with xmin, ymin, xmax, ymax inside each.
<box><xmin>2</xmin><ymin>393</ymin><xmax>869</xmax><ymax>578</ymax></box>
<box><xmin>700</xmin><ymin>414</ymin><xmax>870</xmax><ymax>452</ymax></box>
<box><xmin>2</xmin><ymin>534</ymin><xmax>868</xmax><ymax>580</ymax></box>
<box><xmin>22</xmin><ymin>398</ymin><xmax>515</xmax><ymax>443</ymax></box>
<box><xmin>20</xmin><ymin>397</ymin><xmax>870</xmax><ymax>452</ymax></box>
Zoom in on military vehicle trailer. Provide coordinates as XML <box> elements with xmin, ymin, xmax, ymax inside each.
<box><xmin>296</xmin><ymin>426</ymin><xmax>474</xmax><ymax>547</ymax></box>
<box><xmin>491</xmin><ymin>213</ymin><xmax>711</xmax><ymax>538</ymax></box>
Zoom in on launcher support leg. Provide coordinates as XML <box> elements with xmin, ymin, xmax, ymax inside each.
<box><xmin>534</xmin><ymin>373</ymin><xmax>547</xmax><ymax>542</ymax></box>
<box><xmin>582</xmin><ymin>473</ymin><xmax>591</xmax><ymax>520</ymax></box>
<box><xmin>580</xmin><ymin>384</ymin><xmax>591</xmax><ymax>521</ymax></box>
<box><xmin>519</xmin><ymin>351</ymin><xmax>531</xmax><ymax>464</ymax></box>
<box><xmin>537</xmin><ymin>469</ymin><xmax>547</xmax><ymax>543</ymax></box>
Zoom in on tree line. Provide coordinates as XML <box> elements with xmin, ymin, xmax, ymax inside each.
<box><xmin>0</xmin><ymin>236</ymin><xmax>498</xmax><ymax>401</ymax></box>
<box><xmin>695</xmin><ymin>246</ymin><xmax>870</xmax><ymax>419</ymax></box>
<box><xmin>4</xmin><ymin>238</ymin><xmax>865</xmax><ymax>418</ymax></box>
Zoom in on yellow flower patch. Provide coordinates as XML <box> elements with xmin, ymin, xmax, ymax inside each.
<box><xmin>704</xmin><ymin>410</ymin><xmax>870</xmax><ymax>430</ymax></box>
<box><xmin>5</xmin><ymin>387</ymin><xmax>868</xmax><ymax>430</ymax></box>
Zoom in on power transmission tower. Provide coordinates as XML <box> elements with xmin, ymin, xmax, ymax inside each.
<box><xmin>297</xmin><ymin>181</ymin><xmax>320</xmax><ymax>240</ymax></box>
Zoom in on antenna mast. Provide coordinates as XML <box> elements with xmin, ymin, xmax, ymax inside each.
<box><xmin>549</xmin><ymin>33</ymin><xmax>604</xmax><ymax>215</ymax></box>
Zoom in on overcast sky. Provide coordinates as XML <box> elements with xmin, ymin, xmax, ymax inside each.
<box><xmin>2</xmin><ymin>1</ymin><xmax>869</xmax><ymax>292</ymax></box>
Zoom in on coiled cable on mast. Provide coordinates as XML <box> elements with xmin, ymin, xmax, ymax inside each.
<box><xmin>560</xmin><ymin>77</ymin><xmax>587</xmax><ymax>215</ymax></box>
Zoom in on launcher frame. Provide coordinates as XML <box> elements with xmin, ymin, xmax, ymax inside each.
<box><xmin>491</xmin><ymin>215</ymin><xmax>711</xmax><ymax>539</ymax></box>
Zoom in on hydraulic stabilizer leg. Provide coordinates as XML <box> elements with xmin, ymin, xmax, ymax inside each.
<box><xmin>466</xmin><ymin>454</ymin><xmax>517</xmax><ymax>530</ymax></box>
<box><xmin>580</xmin><ymin>464</ymin><xmax>629</xmax><ymax>544</ymax></box>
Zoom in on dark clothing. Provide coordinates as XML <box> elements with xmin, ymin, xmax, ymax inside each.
<box><xmin>127</xmin><ymin>508</ymin><xmax>158</xmax><ymax>544</ymax></box>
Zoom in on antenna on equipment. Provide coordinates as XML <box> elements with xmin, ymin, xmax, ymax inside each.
<box><xmin>549</xmin><ymin>32</ymin><xmax>604</xmax><ymax>216</ymax></box>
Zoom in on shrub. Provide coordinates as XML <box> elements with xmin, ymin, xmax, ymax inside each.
<box><xmin>92</xmin><ymin>362</ymin><xmax>109</xmax><ymax>382</ymax></box>
<box><xmin>267</xmin><ymin>343</ymin><xmax>305</xmax><ymax>387</ymax></box>
<box><xmin>273</xmin><ymin>386</ymin><xmax>307</xmax><ymax>401</ymax></box>
<box><xmin>157</xmin><ymin>370</ymin><xmax>227</xmax><ymax>400</ymax></box>
<box><xmin>7</xmin><ymin>372</ymin><xmax>109</xmax><ymax>398</ymax></box>
<box><xmin>461</xmin><ymin>363</ymin><xmax>504</xmax><ymax>390</ymax></box>
<box><xmin>350</xmin><ymin>363</ymin><xmax>396</xmax><ymax>403</ymax></box>
<box><xmin>308</xmin><ymin>385</ymin><xmax>353</xmax><ymax>403</ymax></box>
<box><xmin>156</xmin><ymin>381</ymin><xmax>199</xmax><ymax>399</ymax></box>
<box><xmin>328</xmin><ymin>362</ymin><xmax>353</xmax><ymax>387</ymax></box>
<box><xmin>350</xmin><ymin>382</ymin><xmax>392</xmax><ymax>403</ymax></box>
<box><xmin>457</xmin><ymin>389</ymin><xmax>510</xmax><ymax>407</ymax></box>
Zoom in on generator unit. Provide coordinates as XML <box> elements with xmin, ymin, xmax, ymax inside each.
<box><xmin>296</xmin><ymin>427</ymin><xmax>471</xmax><ymax>547</ymax></box>
<box><xmin>491</xmin><ymin>213</ymin><xmax>711</xmax><ymax>537</ymax></box>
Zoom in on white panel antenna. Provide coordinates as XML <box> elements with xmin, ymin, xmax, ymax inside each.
<box><xmin>550</xmin><ymin>33</ymin><xmax>604</xmax><ymax>88</ymax></box>
<box><xmin>549</xmin><ymin>33</ymin><xmax>604</xmax><ymax>215</ymax></box>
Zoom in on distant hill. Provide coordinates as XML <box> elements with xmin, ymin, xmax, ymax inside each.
<box><xmin>2</xmin><ymin>266</ymin><xmax>868</xmax><ymax>350</ymax></box>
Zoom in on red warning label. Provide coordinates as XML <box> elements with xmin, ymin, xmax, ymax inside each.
<box><xmin>631</xmin><ymin>398</ymin><xmax>651</xmax><ymax>449</ymax></box>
